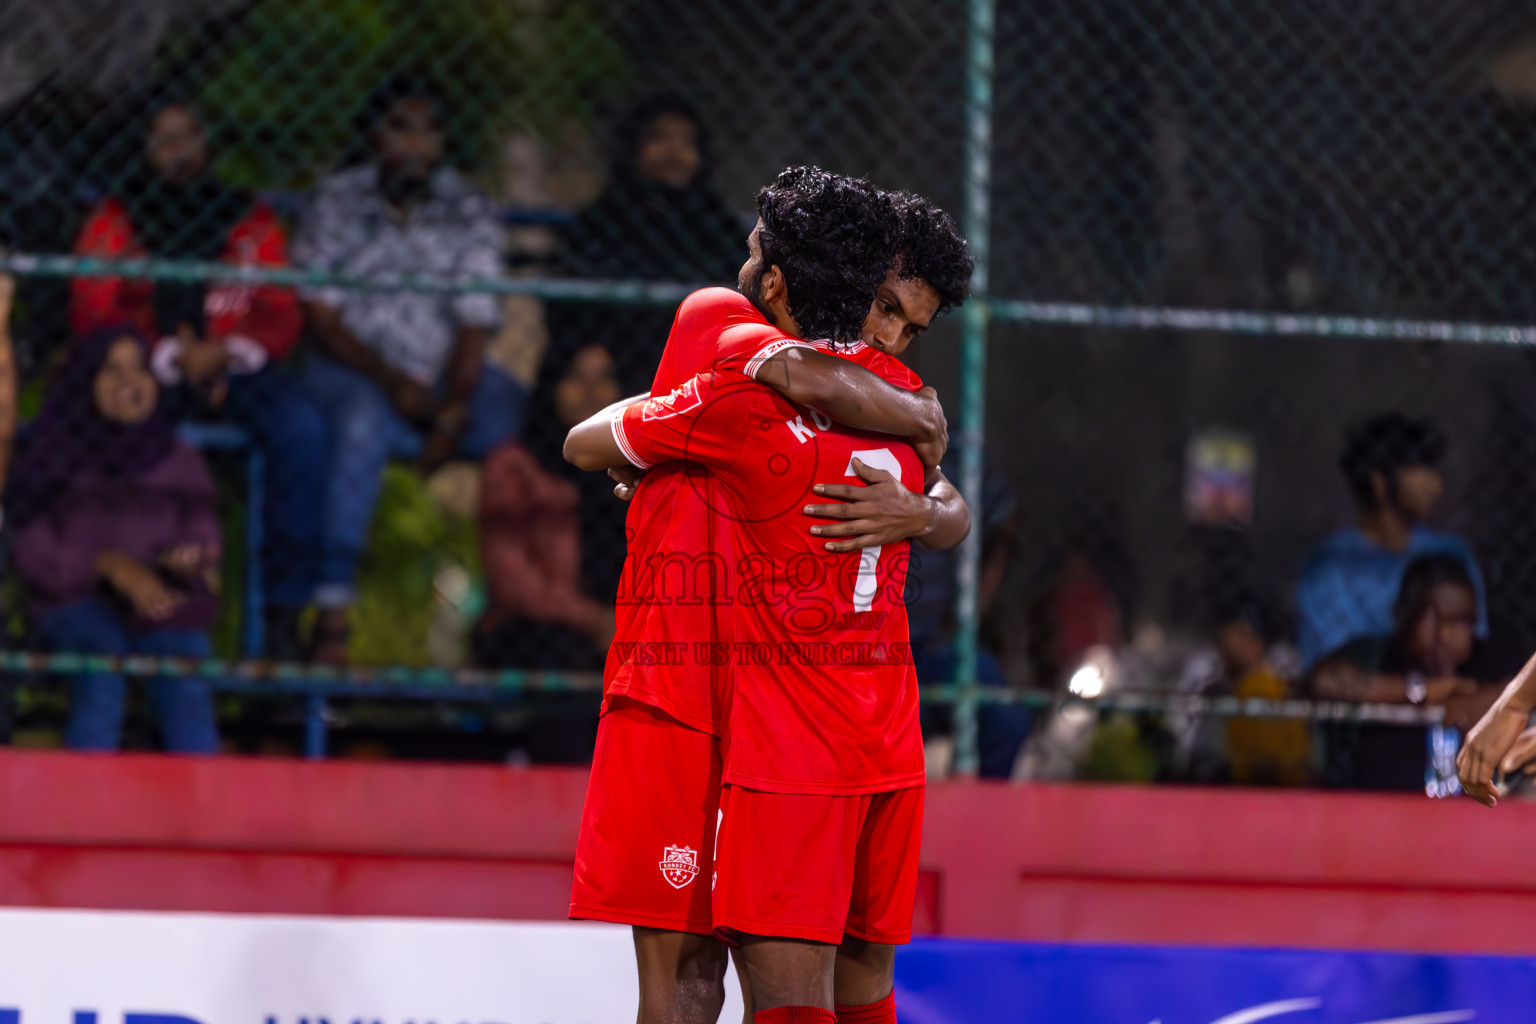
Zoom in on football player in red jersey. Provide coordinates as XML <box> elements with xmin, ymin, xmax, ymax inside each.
<box><xmin>568</xmin><ymin>185</ymin><xmax>973</xmax><ymax>1024</ymax></box>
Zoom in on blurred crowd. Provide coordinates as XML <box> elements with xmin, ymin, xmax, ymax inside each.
<box><xmin>0</xmin><ymin>79</ymin><xmax>745</xmax><ymax>757</ymax></box>
<box><xmin>0</xmin><ymin>77</ymin><xmax>1511</xmax><ymax>793</ymax></box>
<box><xmin>986</xmin><ymin>411</ymin><xmax>1507</xmax><ymax>794</ymax></box>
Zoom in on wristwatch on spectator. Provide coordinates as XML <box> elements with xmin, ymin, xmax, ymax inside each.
<box><xmin>1405</xmin><ymin>672</ymin><xmax>1428</xmax><ymax>704</ymax></box>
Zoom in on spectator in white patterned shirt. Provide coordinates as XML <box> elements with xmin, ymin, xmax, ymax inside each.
<box><xmin>293</xmin><ymin>75</ymin><xmax>526</xmax><ymax>662</ymax></box>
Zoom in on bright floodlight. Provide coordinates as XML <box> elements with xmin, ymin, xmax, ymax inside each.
<box><xmin>1068</xmin><ymin>664</ymin><xmax>1106</xmax><ymax>699</ymax></box>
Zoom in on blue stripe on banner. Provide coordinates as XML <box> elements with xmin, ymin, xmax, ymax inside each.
<box><xmin>894</xmin><ymin>939</ymin><xmax>1536</xmax><ymax>1024</ymax></box>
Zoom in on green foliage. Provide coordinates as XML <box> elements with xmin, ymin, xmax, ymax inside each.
<box><xmin>1081</xmin><ymin>713</ymin><xmax>1160</xmax><ymax>783</ymax></box>
<box><xmin>190</xmin><ymin>0</ymin><xmax>628</xmax><ymax>190</ymax></box>
<box><xmin>349</xmin><ymin>466</ymin><xmax>481</xmax><ymax>666</ymax></box>
<box><xmin>210</xmin><ymin>477</ymin><xmax>246</xmax><ymax>658</ymax></box>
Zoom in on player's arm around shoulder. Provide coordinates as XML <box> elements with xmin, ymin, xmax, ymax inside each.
<box><xmin>563</xmin><ymin>393</ymin><xmax>649</xmax><ymax>471</ymax></box>
<box><xmin>755</xmin><ymin>346</ymin><xmax>948</xmax><ymax>467</ymax></box>
<box><xmin>566</xmin><ymin>370</ymin><xmax>753</xmax><ymax>473</ymax></box>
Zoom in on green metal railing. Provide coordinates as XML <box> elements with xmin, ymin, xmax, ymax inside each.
<box><xmin>951</xmin><ymin>0</ymin><xmax>995</xmax><ymax>776</ymax></box>
<box><xmin>0</xmin><ymin>651</ymin><xmax>1445</xmax><ymax>763</ymax></box>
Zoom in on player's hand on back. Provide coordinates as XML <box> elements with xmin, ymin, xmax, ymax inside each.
<box><xmin>803</xmin><ymin>456</ymin><xmax>936</xmax><ymax>552</ymax></box>
<box><xmin>609</xmin><ymin>464</ymin><xmax>646</xmax><ymax>502</ymax></box>
<box><xmin>912</xmin><ymin>386</ymin><xmax>948</xmax><ymax>469</ymax></box>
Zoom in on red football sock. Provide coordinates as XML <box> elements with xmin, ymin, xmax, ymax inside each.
<box><xmin>835</xmin><ymin>991</ymin><xmax>897</xmax><ymax>1024</ymax></box>
<box><xmin>755</xmin><ymin>1008</ymin><xmax>837</xmax><ymax>1024</ymax></box>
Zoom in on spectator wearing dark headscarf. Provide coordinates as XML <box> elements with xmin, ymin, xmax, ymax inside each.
<box><xmin>548</xmin><ymin>94</ymin><xmax>748</xmax><ymax>392</ymax></box>
<box><xmin>69</xmin><ymin>98</ymin><xmax>331</xmax><ymax>659</ymax></box>
<box><xmin>9</xmin><ymin>327</ymin><xmax>221</xmax><ymax>753</ymax></box>
<box><xmin>476</xmin><ymin>335</ymin><xmax>625</xmax><ymax>669</ymax></box>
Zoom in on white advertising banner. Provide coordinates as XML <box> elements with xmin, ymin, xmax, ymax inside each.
<box><xmin>0</xmin><ymin>908</ymin><xmax>745</xmax><ymax>1024</ymax></box>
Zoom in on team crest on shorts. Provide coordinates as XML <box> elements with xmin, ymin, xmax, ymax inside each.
<box><xmin>659</xmin><ymin>844</ymin><xmax>701</xmax><ymax>889</ymax></box>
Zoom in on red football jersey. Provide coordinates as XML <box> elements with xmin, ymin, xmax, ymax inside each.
<box><xmin>604</xmin><ymin>288</ymin><xmax>809</xmax><ymax>734</ymax></box>
<box><xmin>613</xmin><ymin>368</ymin><xmax>927</xmax><ymax>796</ymax></box>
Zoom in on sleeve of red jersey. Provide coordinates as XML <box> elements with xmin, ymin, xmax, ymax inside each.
<box><xmin>894</xmin><ymin>361</ymin><xmax>924</xmax><ymax>391</ymax></box>
<box><xmin>611</xmin><ymin>370</ymin><xmax>750</xmax><ymax>472</ymax></box>
<box><xmin>868</xmin><ymin>350</ymin><xmax>924</xmax><ymax>392</ymax></box>
<box><xmin>714</xmin><ymin>320</ymin><xmax>816</xmax><ymax>378</ymax></box>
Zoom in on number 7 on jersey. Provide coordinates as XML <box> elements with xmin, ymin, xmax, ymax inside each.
<box><xmin>846</xmin><ymin>448</ymin><xmax>904</xmax><ymax>613</ymax></box>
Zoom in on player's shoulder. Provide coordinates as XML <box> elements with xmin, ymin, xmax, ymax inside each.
<box><xmin>845</xmin><ymin>342</ymin><xmax>924</xmax><ymax>391</ymax></box>
<box><xmin>676</xmin><ymin>287</ymin><xmax>759</xmax><ymax>325</ymax></box>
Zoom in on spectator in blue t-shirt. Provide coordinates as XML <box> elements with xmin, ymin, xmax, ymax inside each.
<box><xmin>1297</xmin><ymin>412</ymin><xmax>1486</xmax><ymax>669</ymax></box>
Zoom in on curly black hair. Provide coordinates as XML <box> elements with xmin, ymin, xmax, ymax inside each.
<box><xmin>1339</xmin><ymin>412</ymin><xmax>1446</xmax><ymax>509</ymax></box>
<box><xmin>888</xmin><ymin>190</ymin><xmax>974</xmax><ymax>315</ymax></box>
<box><xmin>755</xmin><ymin>166</ymin><xmax>900</xmax><ymax>343</ymax></box>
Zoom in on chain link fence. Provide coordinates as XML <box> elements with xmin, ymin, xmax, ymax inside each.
<box><xmin>0</xmin><ymin>0</ymin><xmax>1530</xmax><ymax>780</ymax></box>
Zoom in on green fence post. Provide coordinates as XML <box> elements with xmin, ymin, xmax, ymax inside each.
<box><xmin>953</xmin><ymin>0</ymin><xmax>996</xmax><ymax>777</ymax></box>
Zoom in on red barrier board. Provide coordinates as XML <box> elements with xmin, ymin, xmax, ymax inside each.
<box><xmin>0</xmin><ymin>751</ymin><xmax>1533</xmax><ymax>954</ymax></box>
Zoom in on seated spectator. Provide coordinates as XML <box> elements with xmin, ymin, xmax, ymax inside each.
<box><xmin>549</xmin><ymin>93</ymin><xmax>747</xmax><ymax>391</ymax></box>
<box><xmin>70</xmin><ymin>97</ymin><xmax>330</xmax><ymax>659</ymax></box>
<box><xmin>1309</xmin><ymin>554</ymin><xmax>1497</xmax><ymax>791</ymax></box>
<box><xmin>293</xmin><ymin>75</ymin><xmax>525</xmax><ymax>662</ymax></box>
<box><xmin>8</xmin><ymin>327</ymin><xmax>220</xmax><ymax>753</ymax></box>
<box><xmin>476</xmin><ymin>337</ymin><xmax>624</xmax><ymax>669</ymax></box>
<box><xmin>1297</xmin><ymin>412</ymin><xmax>1486</xmax><ymax>669</ymax></box>
<box><xmin>1217</xmin><ymin>597</ymin><xmax>1311</xmax><ymax>786</ymax></box>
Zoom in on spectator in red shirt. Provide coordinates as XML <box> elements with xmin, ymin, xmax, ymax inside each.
<box><xmin>69</xmin><ymin>98</ymin><xmax>331</xmax><ymax>659</ymax></box>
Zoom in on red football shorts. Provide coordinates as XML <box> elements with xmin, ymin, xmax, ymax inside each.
<box><xmin>712</xmin><ymin>783</ymin><xmax>924</xmax><ymax>946</ymax></box>
<box><xmin>569</xmin><ymin>695</ymin><xmax>721</xmax><ymax>935</ymax></box>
